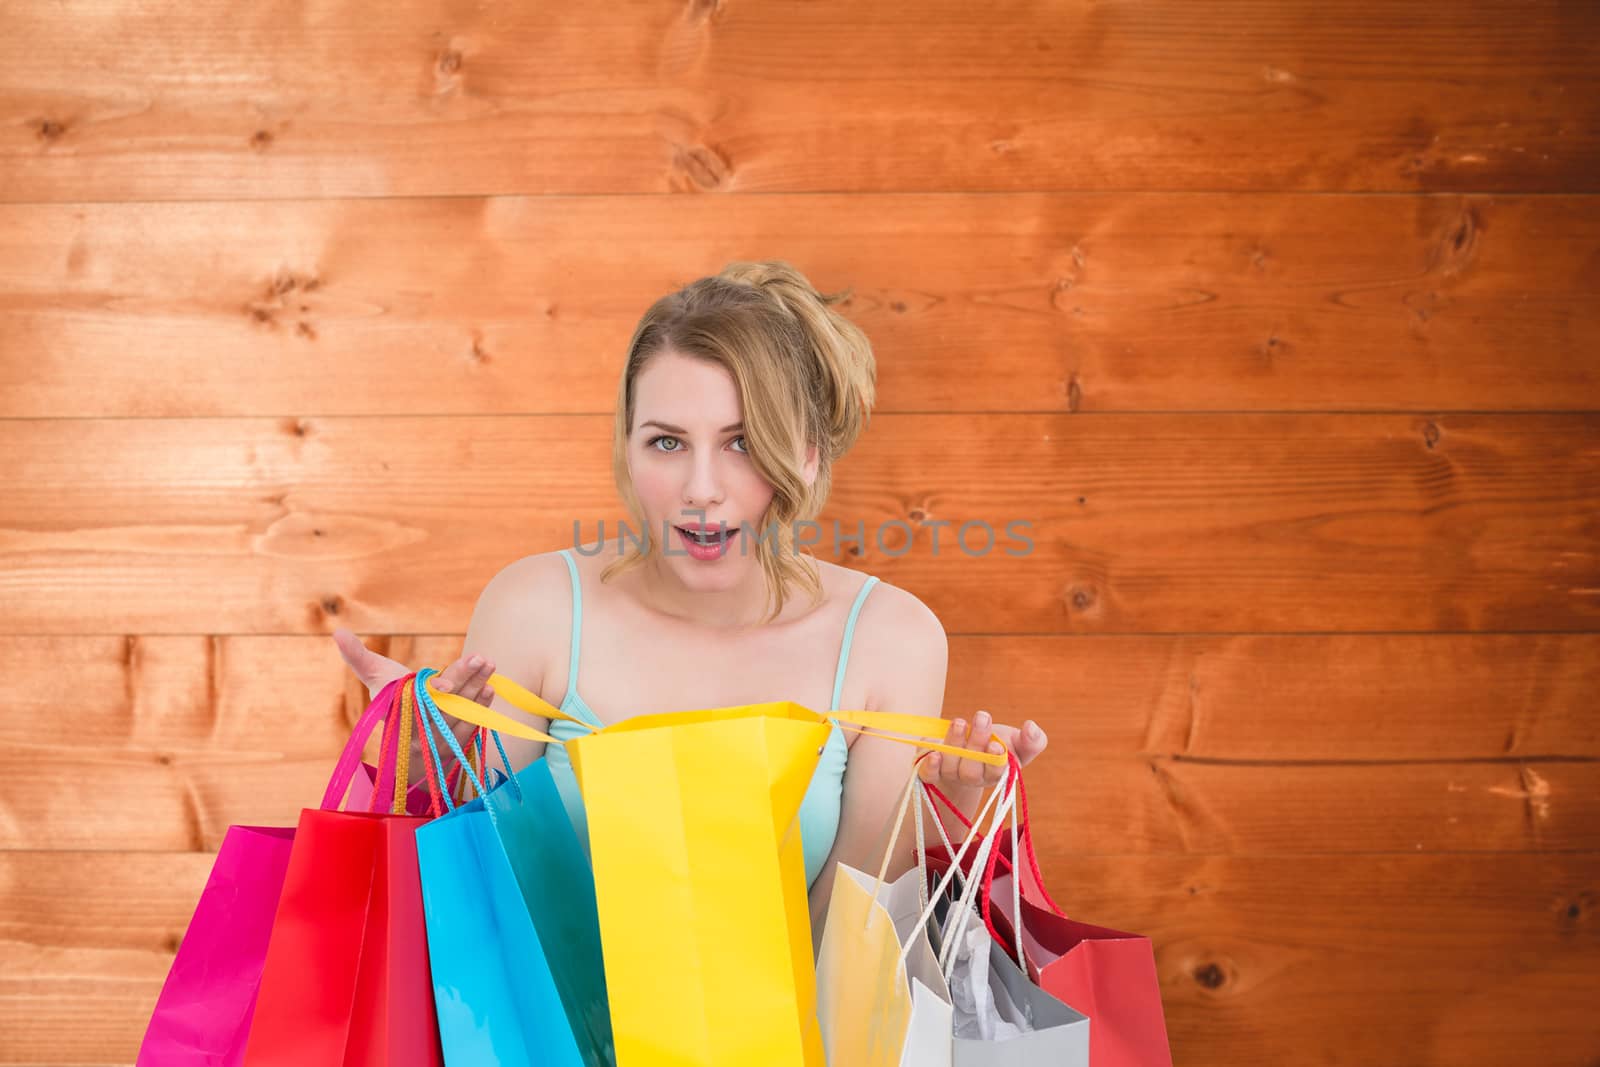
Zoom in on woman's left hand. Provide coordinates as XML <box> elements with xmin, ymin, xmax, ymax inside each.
<box><xmin>921</xmin><ymin>710</ymin><xmax>1049</xmax><ymax>790</ymax></box>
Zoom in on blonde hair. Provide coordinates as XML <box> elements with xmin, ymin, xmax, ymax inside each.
<box><xmin>599</xmin><ymin>259</ymin><xmax>877</xmax><ymax>624</ymax></box>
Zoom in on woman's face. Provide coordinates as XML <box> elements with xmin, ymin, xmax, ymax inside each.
<box><xmin>627</xmin><ymin>349</ymin><xmax>812</xmax><ymax>587</ymax></box>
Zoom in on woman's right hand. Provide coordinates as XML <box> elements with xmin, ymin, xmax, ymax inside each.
<box><xmin>331</xmin><ymin>627</ymin><xmax>499</xmax><ymax>750</ymax></box>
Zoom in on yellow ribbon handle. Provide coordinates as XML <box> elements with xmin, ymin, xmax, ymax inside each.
<box><xmin>392</xmin><ymin>682</ymin><xmax>416</xmax><ymax>814</ymax></box>
<box><xmin>422</xmin><ymin>672</ymin><xmax>1006</xmax><ymax>768</ymax></box>
<box><xmin>829</xmin><ymin>709</ymin><xmax>1008</xmax><ymax>767</ymax></box>
<box><xmin>421</xmin><ymin>671</ymin><xmax>592</xmax><ymax>746</ymax></box>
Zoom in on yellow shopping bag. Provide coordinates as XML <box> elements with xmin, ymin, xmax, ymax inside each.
<box><xmin>425</xmin><ymin>674</ymin><xmax>1002</xmax><ymax>1067</ymax></box>
<box><xmin>816</xmin><ymin>755</ymin><xmax>1016</xmax><ymax>1067</ymax></box>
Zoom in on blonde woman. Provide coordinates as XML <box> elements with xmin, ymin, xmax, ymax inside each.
<box><xmin>333</xmin><ymin>259</ymin><xmax>1049</xmax><ymax>943</ymax></box>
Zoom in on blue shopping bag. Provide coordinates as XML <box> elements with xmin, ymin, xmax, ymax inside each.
<box><xmin>410</xmin><ymin>668</ymin><xmax>614</xmax><ymax>1067</ymax></box>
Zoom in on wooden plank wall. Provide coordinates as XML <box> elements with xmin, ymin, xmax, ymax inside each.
<box><xmin>2</xmin><ymin>2</ymin><xmax>1597</xmax><ymax>1064</ymax></box>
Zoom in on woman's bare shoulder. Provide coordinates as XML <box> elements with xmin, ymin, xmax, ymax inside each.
<box><xmin>831</xmin><ymin>565</ymin><xmax>943</xmax><ymax>640</ymax></box>
<box><xmin>463</xmin><ymin>548</ymin><xmax>580</xmax><ymax>696</ymax></box>
<box><xmin>820</xmin><ymin>564</ymin><xmax>948</xmax><ymax>712</ymax></box>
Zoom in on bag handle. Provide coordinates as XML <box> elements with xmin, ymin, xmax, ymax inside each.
<box><xmin>935</xmin><ymin>766</ymin><xmax>1021</xmax><ymax>979</ymax></box>
<box><xmin>830</xmin><ymin>711</ymin><xmax>1005</xmax><ymax>767</ymax></box>
<box><xmin>892</xmin><ymin>760</ymin><xmax>1017</xmax><ymax>976</ymax></box>
<box><xmin>388</xmin><ymin>681</ymin><xmax>416</xmax><ymax>815</ymax></box>
<box><xmin>424</xmin><ymin>671</ymin><xmax>1006</xmax><ymax>769</ymax></box>
<box><xmin>922</xmin><ymin>747</ymin><xmax>1065</xmax><ymax>923</ymax></box>
<box><xmin>409</xmin><ymin>680</ymin><xmax>446</xmax><ymax>819</ymax></box>
<box><xmin>423</xmin><ymin>671</ymin><xmax>579</xmax><ymax>746</ymax></box>
<box><xmin>320</xmin><ymin>675</ymin><xmax>405</xmax><ymax>811</ymax></box>
<box><xmin>848</xmin><ymin>751</ymin><xmax>1010</xmax><ymax>975</ymax></box>
<box><xmin>920</xmin><ymin>752</ymin><xmax>1027</xmax><ymax>967</ymax></box>
<box><xmin>369</xmin><ymin>676</ymin><xmax>407</xmax><ymax>813</ymax></box>
<box><xmin>412</xmin><ymin>668</ymin><xmax>523</xmax><ymax>818</ymax></box>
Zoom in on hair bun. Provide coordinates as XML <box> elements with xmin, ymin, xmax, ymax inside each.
<box><xmin>715</xmin><ymin>260</ymin><xmax>877</xmax><ymax>459</ymax></box>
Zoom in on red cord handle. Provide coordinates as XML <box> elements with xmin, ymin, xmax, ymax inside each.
<box><xmin>921</xmin><ymin>749</ymin><xmax>1064</xmax><ymax>956</ymax></box>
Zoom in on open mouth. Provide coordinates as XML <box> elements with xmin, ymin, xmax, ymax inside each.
<box><xmin>674</xmin><ymin>524</ymin><xmax>736</xmax><ymax>546</ymax></box>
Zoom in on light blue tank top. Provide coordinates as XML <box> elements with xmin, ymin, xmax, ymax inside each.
<box><xmin>541</xmin><ymin>548</ymin><xmax>878</xmax><ymax>890</ymax></box>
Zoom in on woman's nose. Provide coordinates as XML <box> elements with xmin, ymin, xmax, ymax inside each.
<box><xmin>681</xmin><ymin>455</ymin><xmax>725</xmax><ymax>507</ymax></box>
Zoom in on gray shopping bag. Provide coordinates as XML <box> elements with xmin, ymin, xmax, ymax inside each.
<box><xmin>928</xmin><ymin>865</ymin><xmax>1090</xmax><ymax>1065</ymax></box>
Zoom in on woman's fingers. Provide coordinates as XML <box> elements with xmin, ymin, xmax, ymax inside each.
<box><xmin>332</xmin><ymin>628</ymin><xmax>409</xmax><ymax>699</ymax></box>
<box><xmin>924</xmin><ymin>711</ymin><xmax>1046</xmax><ymax>792</ymax></box>
<box><xmin>423</xmin><ymin>655</ymin><xmax>498</xmax><ymax>751</ymax></box>
<box><xmin>958</xmin><ymin>711</ymin><xmax>994</xmax><ymax>787</ymax></box>
<box><xmin>431</xmin><ymin>654</ymin><xmax>495</xmax><ymax>702</ymax></box>
<box><xmin>919</xmin><ymin>721</ymin><xmax>963</xmax><ymax>784</ymax></box>
<box><xmin>1014</xmin><ymin>719</ymin><xmax>1049</xmax><ymax>767</ymax></box>
<box><xmin>457</xmin><ymin>656</ymin><xmax>498</xmax><ymax>706</ymax></box>
<box><xmin>924</xmin><ymin>715</ymin><xmax>998</xmax><ymax>790</ymax></box>
<box><xmin>944</xmin><ymin>718</ymin><xmax>970</xmax><ymax>785</ymax></box>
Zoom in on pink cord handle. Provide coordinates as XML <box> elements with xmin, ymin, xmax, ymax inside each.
<box><xmin>319</xmin><ymin>675</ymin><xmax>405</xmax><ymax>811</ymax></box>
<box><xmin>369</xmin><ymin>678</ymin><xmax>405</xmax><ymax>812</ymax></box>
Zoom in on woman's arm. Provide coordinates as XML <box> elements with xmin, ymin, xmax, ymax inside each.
<box><xmin>805</xmin><ymin>589</ymin><xmax>950</xmax><ymax>949</ymax></box>
<box><xmin>410</xmin><ymin>552</ymin><xmax>573</xmax><ymax>787</ymax></box>
<box><xmin>803</xmin><ymin>588</ymin><xmax>1052</xmax><ymax>950</ymax></box>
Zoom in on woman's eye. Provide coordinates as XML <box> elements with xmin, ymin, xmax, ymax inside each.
<box><xmin>647</xmin><ymin>434</ymin><xmax>747</xmax><ymax>454</ymax></box>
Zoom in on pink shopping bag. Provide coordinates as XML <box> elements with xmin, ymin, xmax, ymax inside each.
<box><xmin>135</xmin><ymin>824</ymin><xmax>296</xmax><ymax>1065</ymax></box>
<box><xmin>136</xmin><ymin>676</ymin><xmax>409</xmax><ymax>1066</ymax></box>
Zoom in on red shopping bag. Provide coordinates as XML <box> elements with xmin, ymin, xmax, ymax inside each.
<box><xmin>922</xmin><ymin>753</ymin><xmax>1174</xmax><ymax>1067</ymax></box>
<box><xmin>240</xmin><ymin>676</ymin><xmax>445</xmax><ymax>1067</ymax></box>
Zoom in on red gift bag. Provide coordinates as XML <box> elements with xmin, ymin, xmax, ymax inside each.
<box><xmin>922</xmin><ymin>754</ymin><xmax>1174</xmax><ymax>1067</ymax></box>
<box><xmin>240</xmin><ymin>677</ymin><xmax>445</xmax><ymax>1067</ymax></box>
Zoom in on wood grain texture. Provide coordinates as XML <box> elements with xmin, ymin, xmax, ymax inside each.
<box><xmin>12</xmin><ymin>634</ymin><xmax>1598</xmax><ymax>760</ymax></box>
<box><xmin>2</xmin><ymin>851</ymin><xmax>1594</xmax><ymax>1066</ymax></box>
<box><xmin>4</xmin><ymin>0</ymin><xmax>1597</xmax><ymax>1062</ymax></box>
<box><xmin>3</xmin><ymin>1</ymin><xmax>1596</xmax><ymax>201</ymax></box>
<box><xmin>2</xmin><ymin>194</ymin><xmax>1596</xmax><ymax>417</ymax></box>
<box><xmin>4</xmin><ymin>634</ymin><xmax>1595</xmax><ymax>855</ymax></box>
<box><xmin>1</xmin><ymin>414</ymin><xmax>1595</xmax><ymax>635</ymax></box>
<box><xmin>8</xmin><ymin>750</ymin><xmax>1596</xmax><ymax>856</ymax></box>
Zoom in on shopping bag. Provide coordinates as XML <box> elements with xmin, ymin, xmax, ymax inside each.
<box><xmin>929</xmin><ymin>890</ymin><xmax>1090</xmax><ymax>1066</ymax></box>
<box><xmin>816</xmin><ymin>757</ymin><xmax>972</xmax><ymax>1067</ymax></box>
<box><xmin>346</xmin><ymin>718</ymin><xmax>503</xmax><ymax>815</ymax></box>
<box><xmin>345</xmin><ymin>761</ymin><xmax>432</xmax><ymax>815</ymax></box>
<box><xmin>241</xmin><ymin>674</ymin><xmax>444</xmax><ymax>1067</ymax></box>
<box><xmin>421</xmin><ymin>673</ymin><xmax>1005</xmax><ymax>1067</ymax></box>
<box><xmin>136</xmin><ymin>675</ymin><xmax>408</xmax><ymax>1066</ymax></box>
<box><xmin>135</xmin><ymin>825</ymin><xmax>296</xmax><ymax>1065</ymax></box>
<box><xmin>921</xmin><ymin>764</ymin><xmax>1090</xmax><ymax>1066</ymax></box>
<box><xmin>818</xmin><ymin>864</ymin><xmax>954</xmax><ymax>1067</ymax></box>
<box><xmin>410</xmin><ymin>668</ymin><xmax>614</xmax><ymax>1066</ymax></box>
<box><xmin>922</xmin><ymin>756</ymin><xmax>1173</xmax><ymax>1067</ymax></box>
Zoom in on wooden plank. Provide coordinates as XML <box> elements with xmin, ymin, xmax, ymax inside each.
<box><xmin>2</xmin><ymin>851</ymin><xmax>1594</xmax><ymax>1066</ymax></box>
<box><xmin>2</xmin><ymin>2</ymin><xmax>1595</xmax><ymax>201</ymax></box>
<box><xmin>5</xmin><ymin>745</ymin><xmax>1595</xmax><ymax>854</ymax></box>
<box><xmin>14</xmin><ymin>633</ymin><xmax>1599</xmax><ymax>762</ymax></box>
<box><xmin>2</xmin><ymin>414</ymin><xmax>1596</xmax><ymax>635</ymax></box>
<box><xmin>2</xmin><ymin>194</ymin><xmax>1596</xmax><ymax>417</ymax></box>
<box><xmin>7</xmin><ymin>634</ymin><xmax>1598</xmax><ymax>853</ymax></box>
<box><xmin>1049</xmin><ymin>853</ymin><xmax>1600</xmax><ymax>1067</ymax></box>
<box><xmin>944</xmin><ymin>633</ymin><xmax>1600</xmax><ymax>762</ymax></box>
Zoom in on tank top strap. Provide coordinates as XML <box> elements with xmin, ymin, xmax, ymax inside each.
<box><xmin>557</xmin><ymin>548</ymin><xmax>583</xmax><ymax>703</ymax></box>
<box><xmin>830</xmin><ymin>574</ymin><xmax>880</xmax><ymax>711</ymax></box>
